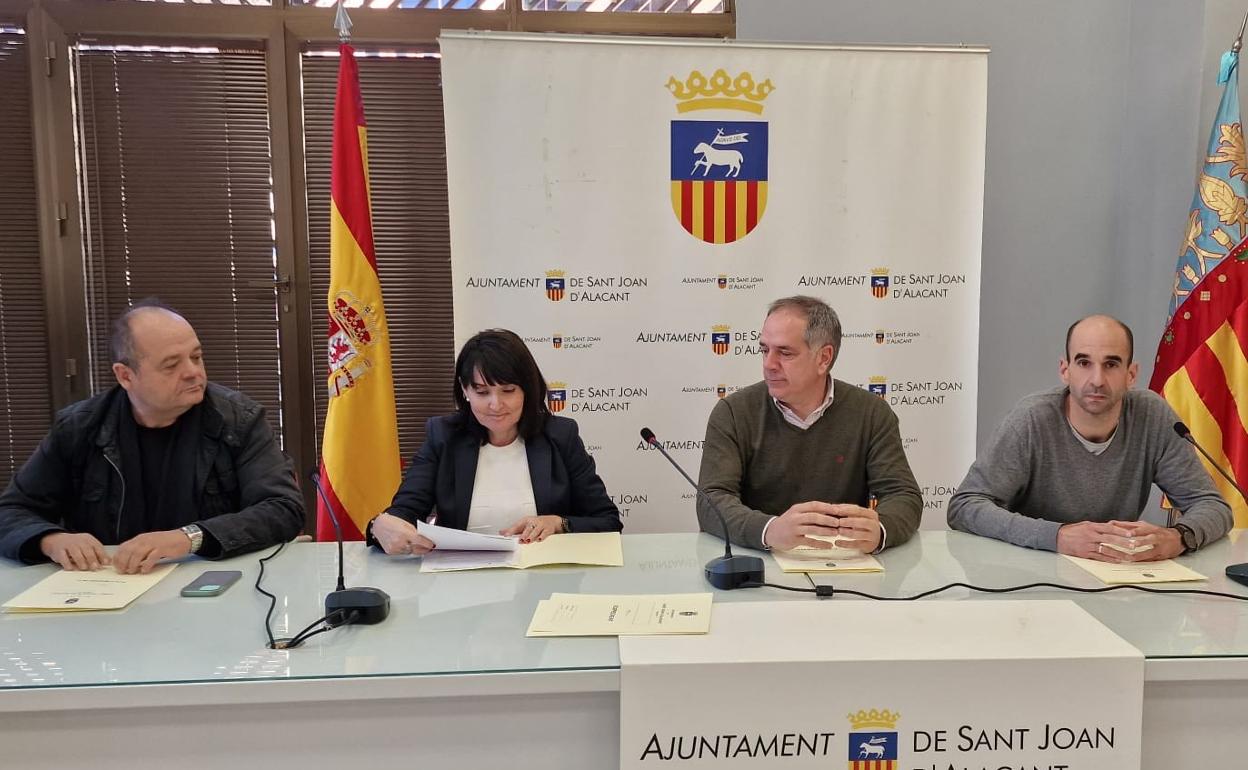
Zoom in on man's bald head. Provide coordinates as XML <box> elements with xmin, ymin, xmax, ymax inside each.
<box><xmin>111</xmin><ymin>300</ymin><xmax>191</xmax><ymax>368</ymax></box>
<box><xmin>1065</xmin><ymin>315</ymin><xmax>1134</xmax><ymax>365</ymax></box>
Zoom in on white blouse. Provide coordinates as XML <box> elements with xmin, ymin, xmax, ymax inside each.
<box><xmin>465</xmin><ymin>437</ymin><xmax>538</xmax><ymax>534</ymax></box>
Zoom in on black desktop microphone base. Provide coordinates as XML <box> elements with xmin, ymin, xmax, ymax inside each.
<box><xmin>326</xmin><ymin>587</ymin><xmax>391</xmax><ymax>625</ymax></box>
<box><xmin>1226</xmin><ymin>563</ymin><xmax>1248</xmax><ymax>588</ymax></box>
<box><xmin>705</xmin><ymin>555</ymin><xmax>766</xmax><ymax>590</ymax></box>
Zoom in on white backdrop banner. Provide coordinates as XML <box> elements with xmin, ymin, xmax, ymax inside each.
<box><xmin>441</xmin><ymin>33</ymin><xmax>986</xmax><ymax>532</ymax></box>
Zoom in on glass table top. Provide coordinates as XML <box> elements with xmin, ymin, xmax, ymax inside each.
<box><xmin>3</xmin><ymin>530</ymin><xmax>1247</xmax><ymax>690</ymax></box>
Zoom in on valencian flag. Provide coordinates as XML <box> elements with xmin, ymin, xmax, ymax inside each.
<box><xmin>1151</xmin><ymin>46</ymin><xmax>1248</xmax><ymax>525</ymax></box>
<box><xmin>317</xmin><ymin>43</ymin><xmax>402</xmax><ymax>540</ymax></box>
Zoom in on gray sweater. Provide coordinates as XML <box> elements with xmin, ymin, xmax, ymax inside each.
<box><xmin>947</xmin><ymin>387</ymin><xmax>1232</xmax><ymax>551</ymax></box>
<box><xmin>696</xmin><ymin>380</ymin><xmax>923</xmax><ymax>550</ymax></box>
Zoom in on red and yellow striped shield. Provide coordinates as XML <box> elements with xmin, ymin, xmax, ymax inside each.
<box><xmin>547</xmin><ymin>384</ymin><xmax>567</xmax><ymax>413</ymax></box>
<box><xmin>671</xmin><ymin>180</ymin><xmax>768</xmax><ymax>245</ymax></box>
<box><xmin>671</xmin><ymin>120</ymin><xmax>768</xmax><ymax>245</ymax></box>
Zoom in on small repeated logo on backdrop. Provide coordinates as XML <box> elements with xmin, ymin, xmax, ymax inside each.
<box><xmin>524</xmin><ymin>332</ymin><xmax>602</xmax><ymax>352</ymax></box>
<box><xmin>545</xmin><ymin>270</ymin><xmax>566</xmax><ymax>302</ymax></box>
<box><xmin>327</xmin><ymin>291</ymin><xmax>380</xmax><ymax>397</ymax></box>
<box><xmin>679</xmin><ymin>382</ymin><xmax>742</xmax><ymax>399</ymax></box>
<box><xmin>870</xmin><ymin>268</ymin><xmax>891</xmax><ymax>299</ymax></box>
<box><xmin>547</xmin><ymin>382</ymin><xmax>567</xmax><ymax>413</ymax></box>
<box><xmin>668</xmin><ymin>69</ymin><xmax>773</xmax><ymax>244</ymax></box>
<box><xmin>844</xmin><ymin>328</ymin><xmax>924</xmax><ymax>347</ymax></box>
<box><xmin>848</xmin><ymin>709</ymin><xmax>899</xmax><ymax>769</ymax></box>
<box><xmin>712</xmin><ymin>324</ymin><xmax>731</xmax><ymax>355</ymax></box>
<box><xmin>869</xmin><ymin>376</ymin><xmax>888</xmax><ymax>398</ymax></box>
<box><xmin>681</xmin><ymin>272</ymin><xmax>765</xmax><ymax>291</ymax></box>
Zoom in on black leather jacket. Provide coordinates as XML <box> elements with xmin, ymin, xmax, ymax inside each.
<box><xmin>0</xmin><ymin>384</ymin><xmax>305</xmax><ymax>563</ymax></box>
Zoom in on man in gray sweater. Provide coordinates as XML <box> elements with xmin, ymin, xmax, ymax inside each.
<box><xmin>947</xmin><ymin>315</ymin><xmax>1230</xmax><ymax>561</ymax></box>
<box><xmin>696</xmin><ymin>296</ymin><xmax>923</xmax><ymax>553</ymax></box>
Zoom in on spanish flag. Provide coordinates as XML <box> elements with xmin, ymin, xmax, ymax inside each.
<box><xmin>317</xmin><ymin>43</ymin><xmax>401</xmax><ymax>540</ymax></box>
<box><xmin>1151</xmin><ymin>47</ymin><xmax>1248</xmax><ymax>525</ymax></box>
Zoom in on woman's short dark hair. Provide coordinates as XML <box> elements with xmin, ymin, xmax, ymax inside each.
<box><xmin>453</xmin><ymin>329</ymin><xmax>549</xmax><ymax>443</ymax></box>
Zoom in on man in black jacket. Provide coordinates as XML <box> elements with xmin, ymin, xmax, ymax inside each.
<box><xmin>0</xmin><ymin>302</ymin><xmax>304</xmax><ymax>573</ymax></box>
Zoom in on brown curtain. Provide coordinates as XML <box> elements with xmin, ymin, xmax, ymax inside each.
<box><xmin>302</xmin><ymin>49</ymin><xmax>455</xmax><ymax>465</ymax></box>
<box><xmin>0</xmin><ymin>28</ymin><xmax>53</xmax><ymax>486</ymax></box>
<box><xmin>74</xmin><ymin>41</ymin><xmax>284</xmax><ymax>435</ymax></box>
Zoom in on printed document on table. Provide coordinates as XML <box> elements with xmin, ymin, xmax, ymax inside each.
<box><xmin>1062</xmin><ymin>555</ymin><xmax>1206</xmax><ymax>584</ymax></box>
<box><xmin>526</xmin><ymin>592</ymin><xmax>713</xmax><ymax>637</ymax></box>
<box><xmin>772</xmin><ymin>537</ymin><xmax>883</xmax><ymax>573</ymax></box>
<box><xmin>420</xmin><ymin>532</ymin><xmax>624</xmax><ymax>572</ymax></box>
<box><xmin>4</xmin><ymin>564</ymin><xmax>177</xmax><ymax>612</ymax></box>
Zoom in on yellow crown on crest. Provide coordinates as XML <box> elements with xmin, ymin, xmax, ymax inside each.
<box><xmin>666</xmin><ymin>69</ymin><xmax>775</xmax><ymax>114</ymax></box>
<box><xmin>848</xmin><ymin>709</ymin><xmax>900</xmax><ymax>730</ymax></box>
<box><xmin>546</xmin><ymin>269</ymin><xmax>566</xmax><ymax>279</ymax></box>
<box><xmin>869</xmin><ymin>375</ymin><xmax>888</xmax><ymax>385</ymax></box>
<box><xmin>548</xmin><ymin>381</ymin><xmax>568</xmax><ymax>390</ymax></box>
<box><xmin>871</xmin><ymin>267</ymin><xmax>890</xmax><ymax>277</ymax></box>
<box><xmin>712</xmin><ymin>324</ymin><xmax>731</xmax><ymax>333</ymax></box>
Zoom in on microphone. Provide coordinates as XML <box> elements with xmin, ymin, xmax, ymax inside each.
<box><xmin>1173</xmin><ymin>422</ymin><xmax>1248</xmax><ymax>504</ymax></box>
<box><xmin>640</xmin><ymin>427</ymin><xmax>764</xmax><ymax>590</ymax></box>
<box><xmin>1172</xmin><ymin>422</ymin><xmax>1248</xmax><ymax>587</ymax></box>
<box><xmin>310</xmin><ymin>469</ymin><xmax>391</xmax><ymax>626</ymax></box>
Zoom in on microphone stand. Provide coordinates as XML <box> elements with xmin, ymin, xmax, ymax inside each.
<box><xmin>641</xmin><ymin>428</ymin><xmax>765</xmax><ymax>590</ymax></box>
<box><xmin>1173</xmin><ymin>423</ymin><xmax>1248</xmax><ymax>587</ymax></box>
<box><xmin>311</xmin><ymin>469</ymin><xmax>391</xmax><ymax>625</ymax></box>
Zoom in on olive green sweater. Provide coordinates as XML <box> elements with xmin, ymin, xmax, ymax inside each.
<box><xmin>696</xmin><ymin>380</ymin><xmax>923</xmax><ymax>550</ymax></box>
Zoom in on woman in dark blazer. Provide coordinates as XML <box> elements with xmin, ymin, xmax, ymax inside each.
<box><xmin>368</xmin><ymin>329</ymin><xmax>621</xmax><ymax>556</ymax></box>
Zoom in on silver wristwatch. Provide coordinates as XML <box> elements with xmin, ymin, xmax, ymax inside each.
<box><xmin>181</xmin><ymin>524</ymin><xmax>204</xmax><ymax>554</ymax></box>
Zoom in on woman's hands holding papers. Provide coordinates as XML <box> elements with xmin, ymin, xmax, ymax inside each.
<box><xmin>371</xmin><ymin>512</ymin><xmax>435</xmax><ymax>556</ymax></box>
<box><xmin>500</xmin><ymin>515</ymin><xmax>564</xmax><ymax>544</ymax></box>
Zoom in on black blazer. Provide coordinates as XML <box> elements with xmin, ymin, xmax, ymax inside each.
<box><xmin>386</xmin><ymin>414</ymin><xmax>622</xmax><ymax>533</ymax></box>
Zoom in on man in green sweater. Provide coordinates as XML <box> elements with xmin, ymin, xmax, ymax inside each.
<box><xmin>947</xmin><ymin>315</ymin><xmax>1231</xmax><ymax>561</ymax></box>
<box><xmin>696</xmin><ymin>296</ymin><xmax>923</xmax><ymax>553</ymax></box>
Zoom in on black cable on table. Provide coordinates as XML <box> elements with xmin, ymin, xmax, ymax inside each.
<box><xmin>280</xmin><ymin>609</ymin><xmax>358</xmax><ymax>649</ymax></box>
<box><xmin>253</xmin><ymin>541</ymin><xmax>288</xmax><ymax>649</ymax></box>
<box><xmin>252</xmin><ymin>543</ymin><xmax>362</xmax><ymax>650</ymax></box>
<box><xmin>741</xmin><ymin>580</ymin><xmax>1248</xmax><ymax>602</ymax></box>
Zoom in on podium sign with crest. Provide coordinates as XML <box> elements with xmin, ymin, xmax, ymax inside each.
<box><xmin>442</xmin><ymin>33</ymin><xmax>986</xmax><ymax>533</ymax></box>
<box><xmin>848</xmin><ymin>709</ymin><xmax>898</xmax><ymax>769</ymax></box>
<box><xmin>619</xmin><ymin>601</ymin><xmax>1143</xmax><ymax>770</ymax></box>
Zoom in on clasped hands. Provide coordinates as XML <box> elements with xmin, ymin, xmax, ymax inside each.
<box><xmin>763</xmin><ymin>501</ymin><xmax>882</xmax><ymax>553</ymax></box>
<box><xmin>370</xmin><ymin>512</ymin><xmax>564</xmax><ymax>556</ymax></box>
<box><xmin>40</xmin><ymin>530</ymin><xmax>192</xmax><ymax>574</ymax></box>
<box><xmin>1056</xmin><ymin>520</ymin><xmax>1183</xmax><ymax>563</ymax></box>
